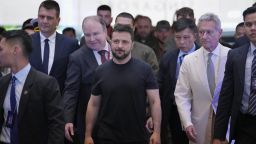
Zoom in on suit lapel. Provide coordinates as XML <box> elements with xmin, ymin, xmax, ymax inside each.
<box><xmin>195</xmin><ymin>48</ymin><xmax>209</xmax><ymax>92</ymax></box>
<box><xmin>239</xmin><ymin>45</ymin><xmax>249</xmax><ymax>86</ymax></box>
<box><xmin>215</xmin><ymin>46</ymin><xmax>229</xmax><ymax>86</ymax></box>
<box><xmin>0</xmin><ymin>74</ymin><xmax>12</xmax><ymax>108</ymax></box>
<box><xmin>84</xmin><ymin>47</ymin><xmax>99</xmax><ymax>69</ymax></box>
<box><xmin>211</xmin><ymin>46</ymin><xmax>230</xmax><ymax>105</ymax></box>
<box><xmin>173</xmin><ymin>44</ymin><xmax>199</xmax><ymax>79</ymax></box>
<box><xmin>170</xmin><ymin>49</ymin><xmax>179</xmax><ymax>80</ymax></box>
<box><xmin>34</xmin><ymin>33</ymin><xmax>44</xmax><ymax>67</ymax></box>
<box><xmin>18</xmin><ymin>69</ymin><xmax>34</xmax><ymax>121</ymax></box>
<box><xmin>50</xmin><ymin>33</ymin><xmax>62</xmax><ymax>75</ymax></box>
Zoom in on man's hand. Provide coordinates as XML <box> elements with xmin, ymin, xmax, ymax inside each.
<box><xmin>185</xmin><ymin>125</ymin><xmax>197</xmax><ymax>143</ymax></box>
<box><xmin>84</xmin><ymin>136</ymin><xmax>94</xmax><ymax>144</ymax></box>
<box><xmin>65</xmin><ymin>123</ymin><xmax>74</xmax><ymax>142</ymax></box>
<box><xmin>149</xmin><ymin>132</ymin><xmax>161</xmax><ymax>144</ymax></box>
<box><xmin>212</xmin><ymin>139</ymin><xmax>225</xmax><ymax>144</ymax></box>
<box><xmin>145</xmin><ymin>117</ymin><xmax>154</xmax><ymax>133</ymax></box>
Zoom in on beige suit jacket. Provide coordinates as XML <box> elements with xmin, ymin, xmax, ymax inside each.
<box><xmin>175</xmin><ymin>43</ymin><xmax>230</xmax><ymax>144</ymax></box>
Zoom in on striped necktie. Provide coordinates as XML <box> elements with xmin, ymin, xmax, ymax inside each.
<box><xmin>248</xmin><ymin>49</ymin><xmax>256</xmax><ymax>115</ymax></box>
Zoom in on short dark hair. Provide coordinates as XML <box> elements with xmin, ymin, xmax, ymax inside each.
<box><xmin>172</xmin><ymin>18</ymin><xmax>197</xmax><ymax>33</ymax></box>
<box><xmin>1</xmin><ymin>30</ymin><xmax>32</xmax><ymax>57</ymax></box>
<box><xmin>243</xmin><ymin>6</ymin><xmax>256</xmax><ymax>20</ymax></box>
<box><xmin>175</xmin><ymin>7</ymin><xmax>194</xmax><ymax>19</ymax></box>
<box><xmin>97</xmin><ymin>5</ymin><xmax>111</xmax><ymax>12</ymax></box>
<box><xmin>112</xmin><ymin>24</ymin><xmax>134</xmax><ymax>41</ymax></box>
<box><xmin>39</xmin><ymin>0</ymin><xmax>60</xmax><ymax>17</ymax></box>
<box><xmin>134</xmin><ymin>15</ymin><xmax>152</xmax><ymax>25</ymax></box>
<box><xmin>116</xmin><ymin>12</ymin><xmax>135</xmax><ymax>24</ymax></box>
<box><xmin>62</xmin><ymin>27</ymin><xmax>76</xmax><ymax>35</ymax></box>
<box><xmin>156</xmin><ymin>20</ymin><xmax>171</xmax><ymax>31</ymax></box>
<box><xmin>236</xmin><ymin>22</ymin><xmax>244</xmax><ymax>30</ymax></box>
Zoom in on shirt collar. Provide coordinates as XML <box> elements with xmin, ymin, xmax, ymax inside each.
<box><xmin>12</xmin><ymin>64</ymin><xmax>31</xmax><ymax>84</ymax></box>
<box><xmin>178</xmin><ymin>43</ymin><xmax>196</xmax><ymax>57</ymax></box>
<box><xmin>203</xmin><ymin>43</ymin><xmax>221</xmax><ymax>57</ymax></box>
<box><xmin>94</xmin><ymin>41</ymin><xmax>110</xmax><ymax>52</ymax></box>
<box><xmin>250</xmin><ymin>42</ymin><xmax>256</xmax><ymax>55</ymax></box>
<box><xmin>40</xmin><ymin>32</ymin><xmax>56</xmax><ymax>43</ymax></box>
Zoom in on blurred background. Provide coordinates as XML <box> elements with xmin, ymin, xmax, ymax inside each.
<box><xmin>0</xmin><ymin>0</ymin><xmax>255</xmax><ymax>44</ymax></box>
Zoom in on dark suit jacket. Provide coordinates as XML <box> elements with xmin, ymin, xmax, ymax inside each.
<box><xmin>233</xmin><ymin>35</ymin><xmax>249</xmax><ymax>48</ymax></box>
<box><xmin>214</xmin><ymin>44</ymin><xmax>250</xmax><ymax>142</ymax></box>
<box><xmin>158</xmin><ymin>44</ymin><xmax>200</xmax><ymax>106</ymax></box>
<box><xmin>29</xmin><ymin>32</ymin><xmax>79</xmax><ymax>92</ymax></box>
<box><xmin>158</xmin><ymin>45</ymin><xmax>199</xmax><ymax>142</ymax></box>
<box><xmin>63</xmin><ymin>46</ymin><xmax>99</xmax><ymax>143</ymax></box>
<box><xmin>0</xmin><ymin>68</ymin><xmax>64</xmax><ymax>144</ymax></box>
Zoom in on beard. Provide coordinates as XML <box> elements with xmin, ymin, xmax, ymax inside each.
<box><xmin>112</xmin><ymin>48</ymin><xmax>131</xmax><ymax>60</ymax></box>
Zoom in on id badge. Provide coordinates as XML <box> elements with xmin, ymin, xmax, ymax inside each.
<box><xmin>6</xmin><ymin>111</ymin><xmax>16</xmax><ymax>128</ymax></box>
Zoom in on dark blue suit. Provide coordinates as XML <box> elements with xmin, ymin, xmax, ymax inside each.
<box><xmin>63</xmin><ymin>46</ymin><xmax>99</xmax><ymax>144</ymax></box>
<box><xmin>29</xmin><ymin>32</ymin><xmax>78</xmax><ymax>92</ymax></box>
<box><xmin>214</xmin><ymin>44</ymin><xmax>256</xmax><ymax>143</ymax></box>
<box><xmin>158</xmin><ymin>44</ymin><xmax>199</xmax><ymax>144</ymax></box>
<box><xmin>0</xmin><ymin>68</ymin><xmax>64</xmax><ymax>144</ymax></box>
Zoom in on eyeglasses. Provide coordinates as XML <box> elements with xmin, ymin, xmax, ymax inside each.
<box><xmin>198</xmin><ymin>30</ymin><xmax>217</xmax><ymax>36</ymax></box>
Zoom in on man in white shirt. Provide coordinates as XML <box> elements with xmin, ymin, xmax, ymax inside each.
<box><xmin>29</xmin><ymin>0</ymin><xmax>78</xmax><ymax>93</ymax></box>
<box><xmin>0</xmin><ymin>30</ymin><xmax>64</xmax><ymax>144</ymax></box>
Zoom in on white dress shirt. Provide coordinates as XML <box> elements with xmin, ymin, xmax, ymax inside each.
<box><xmin>40</xmin><ymin>32</ymin><xmax>56</xmax><ymax>74</ymax></box>
<box><xmin>0</xmin><ymin>64</ymin><xmax>31</xmax><ymax>143</ymax></box>
<box><xmin>93</xmin><ymin>41</ymin><xmax>112</xmax><ymax>65</ymax></box>
<box><xmin>202</xmin><ymin>43</ymin><xmax>221</xmax><ymax>82</ymax></box>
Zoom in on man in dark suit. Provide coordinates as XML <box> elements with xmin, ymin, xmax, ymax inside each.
<box><xmin>29</xmin><ymin>0</ymin><xmax>78</xmax><ymax>92</ymax></box>
<box><xmin>63</xmin><ymin>16</ymin><xmax>110</xmax><ymax>144</ymax></box>
<box><xmin>213</xmin><ymin>6</ymin><xmax>256</xmax><ymax>144</ymax></box>
<box><xmin>0</xmin><ymin>30</ymin><xmax>64</xmax><ymax>144</ymax></box>
<box><xmin>158</xmin><ymin>18</ymin><xmax>199</xmax><ymax>144</ymax></box>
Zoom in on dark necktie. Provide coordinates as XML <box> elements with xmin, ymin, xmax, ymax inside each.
<box><xmin>176</xmin><ymin>54</ymin><xmax>187</xmax><ymax>79</ymax></box>
<box><xmin>43</xmin><ymin>39</ymin><xmax>49</xmax><ymax>74</ymax></box>
<box><xmin>207</xmin><ymin>53</ymin><xmax>215</xmax><ymax>96</ymax></box>
<box><xmin>10</xmin><ymin>76</ymin><xmax>18</xmax><ymax>144</ymax></box>
<box><xmin>179</xmin><ymin>54</ymin><xmax>187</xmax><ymax>65</ymax></box>
<box><xmin>98</xmin><ymin>50</ymin><xmax>107</xmax><ymax>64</ymax></box>
<box><xmin>248</xmin><ymin>49</ymin><xmax>256</xmax><ymax>115</ymax></box>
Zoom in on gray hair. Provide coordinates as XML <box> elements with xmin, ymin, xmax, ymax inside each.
<box><xmin>198</xmin><ymin>13</ymin><xmax>221</xmax><ymax>31</ymax></box>
<box><xmin>82</xmin><ymin>16</ymin><xmax>107</xmax><ymax>32</ymax></box>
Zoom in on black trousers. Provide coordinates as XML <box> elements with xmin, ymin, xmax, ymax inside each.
<box><xmin>160</xmin><ymin>103</ymin><xmax>188</xmax><ymax>144</ymax></box>
<box><xmin>235</xmin><ymin>113</ymin><xmax>256</xmax><ymax>144</ymax></box>
<box><xmin>169</xmin><ymin>105</ymin><xmax>189</xmax><ymax>144</ymax></box>
<box><xmin>95</xmin><ymin>139</ymin><xmax>148</xmax><ymax>144</ymax></box>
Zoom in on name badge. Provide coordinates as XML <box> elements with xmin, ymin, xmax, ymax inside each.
<box><xmin>6</xmin><ymin>111</ymin><xmax>16</xmax><ymax>128</ymax></box>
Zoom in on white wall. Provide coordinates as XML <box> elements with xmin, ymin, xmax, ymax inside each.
<box><xmin>0</xmin><ymin>0</ymin><xmax>254</xmax><ymax>32</ymax></box>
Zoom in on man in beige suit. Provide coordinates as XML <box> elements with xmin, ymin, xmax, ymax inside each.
<box><xmin>174</xmin><ymin>13</ymin><xmax>230</xmax><ymax>144</ymax></box>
